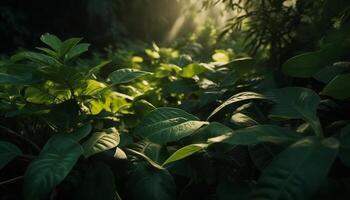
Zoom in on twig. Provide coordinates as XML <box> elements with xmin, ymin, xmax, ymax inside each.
<box><xmin>0</xmin><ymin>176</ymin><xmax>24</xmax><ymax>186</ymax></box>
<box><xmin>0</xmin><ymin>125</ymin><xmax>41</xmax><ymax>152</ymax></box>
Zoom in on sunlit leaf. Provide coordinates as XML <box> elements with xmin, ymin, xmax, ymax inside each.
<box><xmin>162</xmin><ymin>143</ymin><xmax>209</xmax><ymax>166</ymax></box>
<box><xmin>135</xmin><ymin>107</ymin><xmax>208</xmax><ymax>144</ymax></box>
<box><xmin>108</xmin><ymin>68</ymin><xmax>152</xmax><ymax>84</ymax></box>
<box><xmin>82</xmin><ymin>128</ymin><xmax>120</xmax><ymax>157</ymax></box>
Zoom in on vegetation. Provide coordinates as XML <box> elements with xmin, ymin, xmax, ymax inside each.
<box><xmin>1</xmin><ymin>0</ymin><xmax>350</xmax><ymax>199</ymax></box>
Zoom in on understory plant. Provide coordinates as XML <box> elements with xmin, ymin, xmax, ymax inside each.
<box><xmin>0</xmin><ymin>29</ymin><xmax>350</xmax><ymax>200</ymax></box>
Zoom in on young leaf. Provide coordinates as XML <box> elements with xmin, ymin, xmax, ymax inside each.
<box><xmin>82</xmin><ymin>128</ymin><xmax>120</xmax><ymax>157</ymax></box>
<box><xmin>0</xmin><ymin>141</ymin><xmax>22</xmax><ymax>170</ymax></box>
<box><xmin>135</xmin><ymin>107</ymin><xmax>208</xmax><ymax>144</ymax></box>
<box><xmin>40</xmin><ymin>33</ymin><xmax>62</xmax><ymax>51</ymax></box>
<box><xmin>208</xmin><ymin>124</ymin><xmax>300</xmax><ymax>145</ymax></box>
<box><xmin>320</xmin><ymin>73</ymin><xmax>350</xmax><ymax>100</ymax></box>
<box><xmin>207</xmin><ymin>92</ymin><xmax>267</xmax><ymax>120</ymax></box>
<box><xmin>264</xmin><ymin>87</ymin><xmax>322</xmax><ymax>136</ymax></box>
<box><xmin>108</xmin><ymin>68</ymin><xmax>152</xmax><ymax>84</ymax></box>
<box><xmin>65</xmin><ymin>43</ymin><xmax>90</xmax><ymax>61</ymax></box>
<box><xmin>178</xmin><ymin>63</ymin><xmax>214</xmax><ymax>78</ymax></box>
<box><xmin>23</xmin><ymin>136</ymin><xmax>83</xmax><ymax>200</ymax></box>
<box><xmin>162</xmin><ymin>143</ymin><xmax>209</xmax><ymax>166</ymax></box>
<box><xmin>250</xmin><ymin>137</ymin><xmax>339</xmax><ymax>200</ymax></box>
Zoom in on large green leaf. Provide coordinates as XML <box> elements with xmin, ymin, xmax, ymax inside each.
<box><xmin>320</xmin><ymin>73</ymin><xmax>350</xmax><ymax>100</ymax></box>
<box><xmin>250</xmin><ymin>137</ymin><xmax>339</xmax><ymax>200</ymax></box>
<box><xmin>208</xmin><ymin>124</ymin><xmax>300</xmax><ymax>145</ymax></box>
<box><xmin>77</xmin><ymin>162</ymin><xmax>117</xmax><ymax>200</ymax></box>
<box><xmin>23</xmin><ymin>136</ymin><xmax>83</xmax><ymax>200</ymax></box>
<box><xmin>108</xmin><ymin>68</ymin><xmax>152</xmax><ymax>84</ymax></box>
<box><xmin>82</xmin><ymin>128</ymin><xmax>120</xmax><ymax>157</ymax></box>
<box><xmin>0</xmin><ymin>141</ymin><xmax>22</xmax><ymax>170</ymax></box>
<box><xmin>207</xmin><ymin>92</ymin><xmax>267</xmax><ymax>120</ymax></box>
<box><xmin>162</xmin><ymin>143</ymin><xmax>209</xmax><ymax>166</ymax></box>
<box><xmin>264</xmin><ymin>87</ymin><xmax>322</xmax><ymax>136</ymax></box>
<box><xmin>127</xmin><ymin>163</ymin><xmax>176</xmax><ymax>200</ymax></box>
<box><xmin>0</xmin><ymin>73</ymin><xmax>34</xmax><ymax>85</ymax></box>
<box><xmin>135</xmin><ymin>107</ymin><xmax>208</xmax><ymax>144</ymax></box>
<box><xmin>68</xmin><ymin>124</ymin><xmax>92</xmax><ymax>141</ymax></box>
<box><xmin>282</xmin><ymin>43</ymin><xmax>346</xmax><ymax>78</ymax></box>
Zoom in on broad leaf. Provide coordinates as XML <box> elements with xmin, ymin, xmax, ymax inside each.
<box><xmin>127</xmin><ymin>163</ymin><xmax>176</xmax><ymax>200</ymax></box>
<box><xmin>320</xmin><ymin>73</ymin><xmax>350</xmax><ymax>100</ymax></box>
<box><xmin>24</xmin><ymin>136</ymin><xmax>83</xmax><ymax>200</ymax></box>
<box><xmin>40</xmin><ymin>33</ymin><xmax>62</xmax><ymax>51</ymax></box>
<box><xmin>282</xmin><ymin>43</ymin><xmax>346</xmax><ymax>78</ymax></box>
<box><xmin>108</xmin><ymin>68</ymin><xmax>152</xmax><ymax>84</ymax></box>
<box><xmin>207</xmin><ymin>92</ymin><xmax>267</xmax><ymax>120</ymax></box>
<box><xmin>77</xmin><ymin>162</ymin><xmax>117</xmax><ymax>200</ymax></box>
<box><xmin>208</xmin><ymin>124</ymin><xmax>300</xmax><ymax>145</ymax></box>
<box><xmin>0</xmin><ymin>141</ymin><xmax>22</xmax><ymax>170</ymax></box>
<box><xmin>82</xmin><ymin>128</ymin><xmax>120</xmax><ymax>157</ymax></box>
<box><xmin>178</xmin><ymin>63</ymin><xmax>214</xmax><ymax>78</ymax></box>
<box><xmin>135</xmin><ymin>107</ymin><xmax>208</xmax><ymax>144</ymax></box>
<box><xmin>264</xmin><ymin>87</ymin><xmax>322</xmax><ymax>136</ymax></box>
<box><xmin>250</xmin><ymin>137</ymin><xmax>339</xmax><ymax>200</ymax></box>
<box><xmin>65</xmin><ymin>43</ymin><xmax>90</xmax><ymax>61</ymax></box>
<box><xmin>68</xmin><ymin>124</ymin><xmax>92</xmax><ymax>141</ymax></box>
<box><xmin>0</xmin><ymin>73</ymin><xmax>34</xmax><ymax>85</ymax></box>
<box><xmin>162</xmin><ymin>143</ymin><xmax>209</xmax><ymax>166</ymax></box>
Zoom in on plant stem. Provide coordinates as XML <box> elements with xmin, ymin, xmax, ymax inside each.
<box><xmin>0</xmin><ymin>125</ymin><xmax>41</xmax><ymax>152</ymax></box>
<box><xmin>0</xmin><ymin>176</ymin><xmax>24</xmax><ymax>185</ymax></box>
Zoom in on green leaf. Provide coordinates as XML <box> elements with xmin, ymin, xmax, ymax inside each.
<box><xmin>222</xmin><ymin>57</ymin><xmax>255</xmax><ymax>75</ymax></box>
<box><xmin>135</xmin><ymin>107</ymin><xmax>208</xmax><ymax>144</ymax></box>
<box><xmin>250</xmin><ymin>137</ymin><xmax>339</xmax><ymax>200</ymax></box>
<box><xmin>68</xmin><ymin>124</ymin><xmax>92</xmax><ymax>141</ymax></box>
<box><xmin>320</xmin><ymin>73</ymin><xmax>350</xmax><ymax>100</ymax></box>
<box><xmin>82</xmin><ymin>128</ymin><xmax>120</xmax><ymax>157</ymax></box>
<box><xmin>282</xmin><ymin>43</ymin><xmax>346</xmax><ymax>78</ymax></box>
<box><xmin>65</xmin><ymin>43</ymin><xmax>90</xmax><ymax>61</ymax></box>
<box><xmin>207</xmin><ymin>92</ymin><xmax>267</xmax><ymax>120</ymax></box>
<box><xmin>59</xmin><ymin>38</ymin><xmax>82</xmax><ymax>58</ymax></box>
<box><xmin>0</xmin><ymin>141</ymin><xmax>22</xmax><ymax>170</ymax></box>
<box><xmin>15</xmin><ymin>51</ymin><xmax>61</xmax><ymax>65</ymax></box>
<box><xmin>108</xmin><ymin>68</ymin><xmax>152</xmax><ymax>84</ymax></box>
<box><xmin>178</xmin><ymin>63</ymin><xmax>214</xmax><ymax>78</ymax></box>
<box><xmin>77</xmin><ymin>162</ymin><xmax>117</xmax><ymax>200</ymax></box>
<box><xmin>0</xmin><ymin>73</ymin><xmax>34</xmax><ymax>85</ymax></box>
<box><xmin>162</xmin><ymin>143</ymin><xmax>209</xmax><ymax>166</ymax></box>
<box><xmin>127</xmin><ymin>163</ymin><xmax>176</xmax><ymax>200</ymax></box>
<box><xmin>208</xmin><ymin>124</ymin><xmax>300</xmax><ymax>145</ymax></box>
<box><xmin>264</xmin><ymin>87</ymin><xmax>322</xmax><ymax>136</ymax></box>
<box><xmin>40</xmin><ymin>33</ymin><xmax>62</xmax><ymax>51</ymax></box>
<box><xmin>24</xmin><ymin>136</ymin><xmax>83</xmax><ymax>200</ymax></box>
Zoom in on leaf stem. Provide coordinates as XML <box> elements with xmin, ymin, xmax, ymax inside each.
<box><xmin>0</xmin><ymin>176</ymin><xmax>24</xmax><ymax>186</ymax></box>
<box><xmin>0</xmin><ymin>125</ymin><xmax>41</xmax><ymax>152</ymax></box>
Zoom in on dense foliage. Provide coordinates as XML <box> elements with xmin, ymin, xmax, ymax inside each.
<box><xmin>1</xmin><ymin>0</ymin><xmax>350</xmax><ymax>200</ymax></box>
